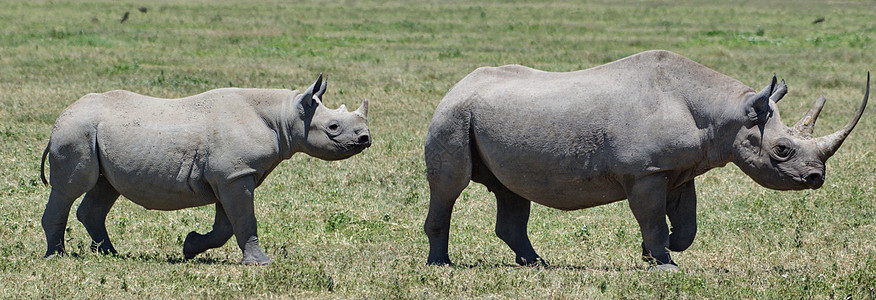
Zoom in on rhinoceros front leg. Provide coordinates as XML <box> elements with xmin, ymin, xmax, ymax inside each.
<box><xmin>493</xmin><ymin>185</ymin><xmax>545</xmax><ymax>266</ymax></box>
<box><xmin>215</xmin><ymin>175</ymin><xmax>270</xmax><ymax>265</ymax></box>
<box><xmin>76</xmin><ymin>176</ymin><xmax>120</xmax><ymax>255</ymax></box>
<box><xmin>183</xmin><ymin>202</ymin><xmax>233</xmax><ymax>260</ymax></box>
<box><xmin>667</xmin><ymin>180</ymin><xmax>697</xmax><ymax>252</ymax></box>
<box><xmin>625</xmin><ymin>173</ymin><xmax>675</xmax><ymax>269</ymax></box>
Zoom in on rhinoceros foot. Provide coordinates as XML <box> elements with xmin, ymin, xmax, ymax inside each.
<box><xmin>90</xmin><ymin>241</ymin><xmax>117</xmax><ymax>255</ymax></box>
<box><xmin>183</xmin><ymin>231</ymin><xmax>205</xmax><ymax>260</ymax></box>
<box><xmin>516</xmin><ymin>255</ymin><xmax>548</xmax><ymax>267</ymax></box>
<box><xmin>426</xmin><ymin>255</ymin><xmax>453</xmax><ymax>266</ymax></box>
<box><xmin>241</xmin><ymin>245</ymin><xmax>270</xmax><ymax>266</ymax></box>
<box><xmin>44</xmin><ymin>248</ymin><xmax>66</xmax><ymax>259</ymax></box>
<box><xmin>648</xmin><ymin>263</ymin><xmax>680</xmax><ymax>272</ymax></box>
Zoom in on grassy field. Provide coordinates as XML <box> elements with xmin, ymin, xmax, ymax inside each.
<box><xmin>1</xmin><ymin>0</ymin><xmax>874</xmax><ymax>298</ymax></box>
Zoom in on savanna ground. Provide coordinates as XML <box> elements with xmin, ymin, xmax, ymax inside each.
<box><xmin>1</xmin><ymin>0</ymin><xmax>874</xmax><ymax>298</ymax></box>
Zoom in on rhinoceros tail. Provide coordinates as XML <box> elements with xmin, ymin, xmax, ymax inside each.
<box><xmin>40</xmin><ymin>142</ymin><xmax>49</xmax><ymax>186</ymax></box>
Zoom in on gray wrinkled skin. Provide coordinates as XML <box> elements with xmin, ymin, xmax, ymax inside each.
<box><xmin>424</xmin><ymin>50</ymin><xmax>868</xmax><ymax>269</ymax></box>
<box><xmin>40</xmin><ymin>75</ymin><xmax>371</xmax><ymax>265</ymax></box>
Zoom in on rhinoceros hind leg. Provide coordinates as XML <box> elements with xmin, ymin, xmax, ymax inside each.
<box><xmin>215</xmin><ymin>176</ymin><xmax>270</xmax><ymax>265</ymax></box>
<box><xmin>76</xmin><ymin>176</ymin><xmax>120</xmax><ymax>255</ymax></box>
<box><xmin>43</xmin><ymin>135</ymin><xmax>100</xmax><ymax>257</ymax></box>
<box><xmin>424</xmin><ymin>183</ymin><xmax>467</xmax><ymax>266</ymax></box>
<box><xmin>424</xmin><ymin>170</ymin><xmax>470</xmax><ymax>265</ymax></box>
<box><xmin>490</xmin><ymin>184</ymin><xmax>545</xmax><ymax>267</ymax></box>
<box><xmin>183</xmin><ymin>202</ymin><xmax>233</xmax><ymax>260</ymax></box>
<box><xmin>423</xmin><ymin>132</ymin><xmax>472</xmax><ymax>266</ymax></box>
<box><xmin>42</xmin><ymin>189</ymin><xmax>79</xmax><ymax>257</ymax></box>
<box><xmin>424</xmin><ymin>167</ymin><xmax>471</xmax><ymax>265</ymax></box>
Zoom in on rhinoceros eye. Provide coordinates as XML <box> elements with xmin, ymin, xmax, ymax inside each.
<box><xmin>772</xmin><ymin>143</ymin><xmax>794</xmax><ymax>160</ymax></box>
<box><xmin>326</xmin><ymin>121</ymin><xmax>341</xmax><ymax>136</ymax></box>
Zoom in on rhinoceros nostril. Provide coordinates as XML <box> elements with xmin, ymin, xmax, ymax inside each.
<box><xmin>804</xmin><ymin>172</ymin><xmax>824</xmax><ymax>188</ymax></box>
<box><xmin>358</xmin><ymin>134</ymin><xmax>371</xmax><ymax>145</ymax></box>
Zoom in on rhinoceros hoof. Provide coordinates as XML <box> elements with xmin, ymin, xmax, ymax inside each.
<box><xmin>43</xmin><ymin>249</ymin><xmax>66</xmax><ymax>259</ymax></box>
<box><xmin>516</xmin><ymin>256</ymin><xmax>548</xmax><ymax>267</ymax></box>
<box><xmin>242</xmin><ymin>251</ymin><xmax>271</xmax><ymax>266</ymax></box>
<box><xmin>426</xmin><ymin>256</ymin><xmax>453</xmax><ymax>266</ymax></box>
<box><xmin>648</xmin><ymin>263</ymin><xmax>680</xmax><ymax>272</ymax></box>
<box><xmin>90</xmin><ymin>242</ymin><xmax>117</xmax><ymax>255</ymax></box>
<box><xmin>182</xmin><ymin>231</ymin><xmax>204</xmax><ymax>260</ymax></box>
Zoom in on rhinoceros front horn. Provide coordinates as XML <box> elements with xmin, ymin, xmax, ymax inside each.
<box><xmin>354</xmin><ymin>98</ymin><xmax>369</xmax><ymax>118</ymax></box>
<box><xmin>815</xmin><ymin>72</ymin><xmax>869</xmax><ymax>161</ymax></box>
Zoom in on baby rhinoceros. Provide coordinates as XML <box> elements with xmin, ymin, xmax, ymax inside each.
<box><xmin>40</xmin><ymin>74</ymin><xmax>371</xmax><ymax>265</ymax></box>
<box><xmin>424</xmin><ymin>50</ymin><xmax>868</xmax><ymax>270</ymax></box>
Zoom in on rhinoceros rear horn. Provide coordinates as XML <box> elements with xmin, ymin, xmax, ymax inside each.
<box><xmin>816</xmin><ymin>72</ymin><xmax>869</xmax><ymax>161</ymax></box>
<box><xmin>354</xmin><ymin>98</ymin><xmax>368</xmax><ymax>118</ymax></box>
<box><xmin>793</xmin><ymin>94</ymin><xmax>826</xmax><ymax>136</ymax></box>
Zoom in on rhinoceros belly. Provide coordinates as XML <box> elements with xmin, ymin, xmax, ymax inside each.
<box><xmin>483</xmin><ymin>155</ymin><xmax>628</xmax><ymax>210</ymax></box>
<box><xmin>96</xmin><ymin>123</ymin><xmax>217</xmax><ymax>210</ymax></box>
<box><xmin>472</xmin><ymin>123</ymin><xmax>629</xmax><ymax>210</ymax></box>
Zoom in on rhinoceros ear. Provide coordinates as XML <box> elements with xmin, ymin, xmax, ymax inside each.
<box><xmin>315</xmin><ymin>78</ymin><xmax>327</xmax><ymax>101</ymax></box>
<box><xmin>743</xmin><ymin>75</ymin><xmax>776</xmax><ymax>125</ymax></box>
<box><xmin>299</xmin><ymin>73</ymin><xmax>324</xmax><ymax>107</ymax></box>
<box><xmin>770</xmin><ymin>78</ymin><xmax>788</xmax><ymax>103</ymax></box>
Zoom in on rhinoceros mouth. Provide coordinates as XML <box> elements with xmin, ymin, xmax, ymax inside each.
<box><xmin>331</xmin><ymin>141</ymin><xmax>370</xmax><ymax>157</ymax></box>
<box><xmin>788</xmin><ymin>172</ymin><xmax>824</xmax><ymax>189</ymax></box>
<box><xmin>317</xmin><ymin>142</ymin><xmax>369</xmax><ymax>161</ymax></box>
<box><xmin>346</xmin><ymin>142</ymin><xmax>371</xmax><ymax>152</ymax></box>
<box><xmin>804</xmin><ymin>180</ymin><xmax>823</xmax><ymax>189</ymax></box>
<box><xmin>328</xmin><ymin>134</ymin><xmax>371</xmax><ymax>151</ymax></box>
<box><xmin>801</xmin><ymin>173</ymin><xmax>824</xmax><ymax>189</ymax></box>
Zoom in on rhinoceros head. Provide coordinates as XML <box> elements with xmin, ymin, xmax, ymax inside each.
<box><xmin>732</xmin><ymin>74</ymin><xmax>868</xmax><ymax>190</ymax></box>
<box><xmin>295</xmin><ymin>74</ymin><xmax>371</xmax><ymax>160</ymax></box>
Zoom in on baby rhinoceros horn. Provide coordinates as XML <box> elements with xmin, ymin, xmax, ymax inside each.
<box><xmin>354</xmin><ymin>98</ymin><xmax>368</xmax><ymax>118</ymax></box>
<box><xmin>813</xmin><ymin>73</ymin><xmax>869</xmax><ymax>161</ymax></box>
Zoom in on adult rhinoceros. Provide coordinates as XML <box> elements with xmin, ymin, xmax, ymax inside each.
<box><xmin>40</xmin><ymin>74</ymin><xmax>371</xmax><ymax>265</ymax></box>
<box><xmin>423</xmin><ymin>50</ymin><xmax>868</xmax><ymax>270</ymax></box>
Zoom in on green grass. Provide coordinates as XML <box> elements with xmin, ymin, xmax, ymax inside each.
<box><xmin>1</xmin><ymin>0</ymin><xmax>874</xmax><ymax>298</ymax></box>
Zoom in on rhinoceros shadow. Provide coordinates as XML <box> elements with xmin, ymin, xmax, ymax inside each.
<box><xmin>120</xmin><ymin>253</ymin><xmax>236</xmax><ymax>265</ymax></box>
<box><xmin>166</xmin><ymin>256</ymin><xmax>234</xmax><ymax>265</ymax></box>
<box><xmin>449</xmin><ymin>261</ymin><xmax>630</xmax><ymax>272</ymax></box>
<box><xmin>41</xmin><ymin>251</ymin><xmax>232</xmax><ymax>265</ymax></box>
